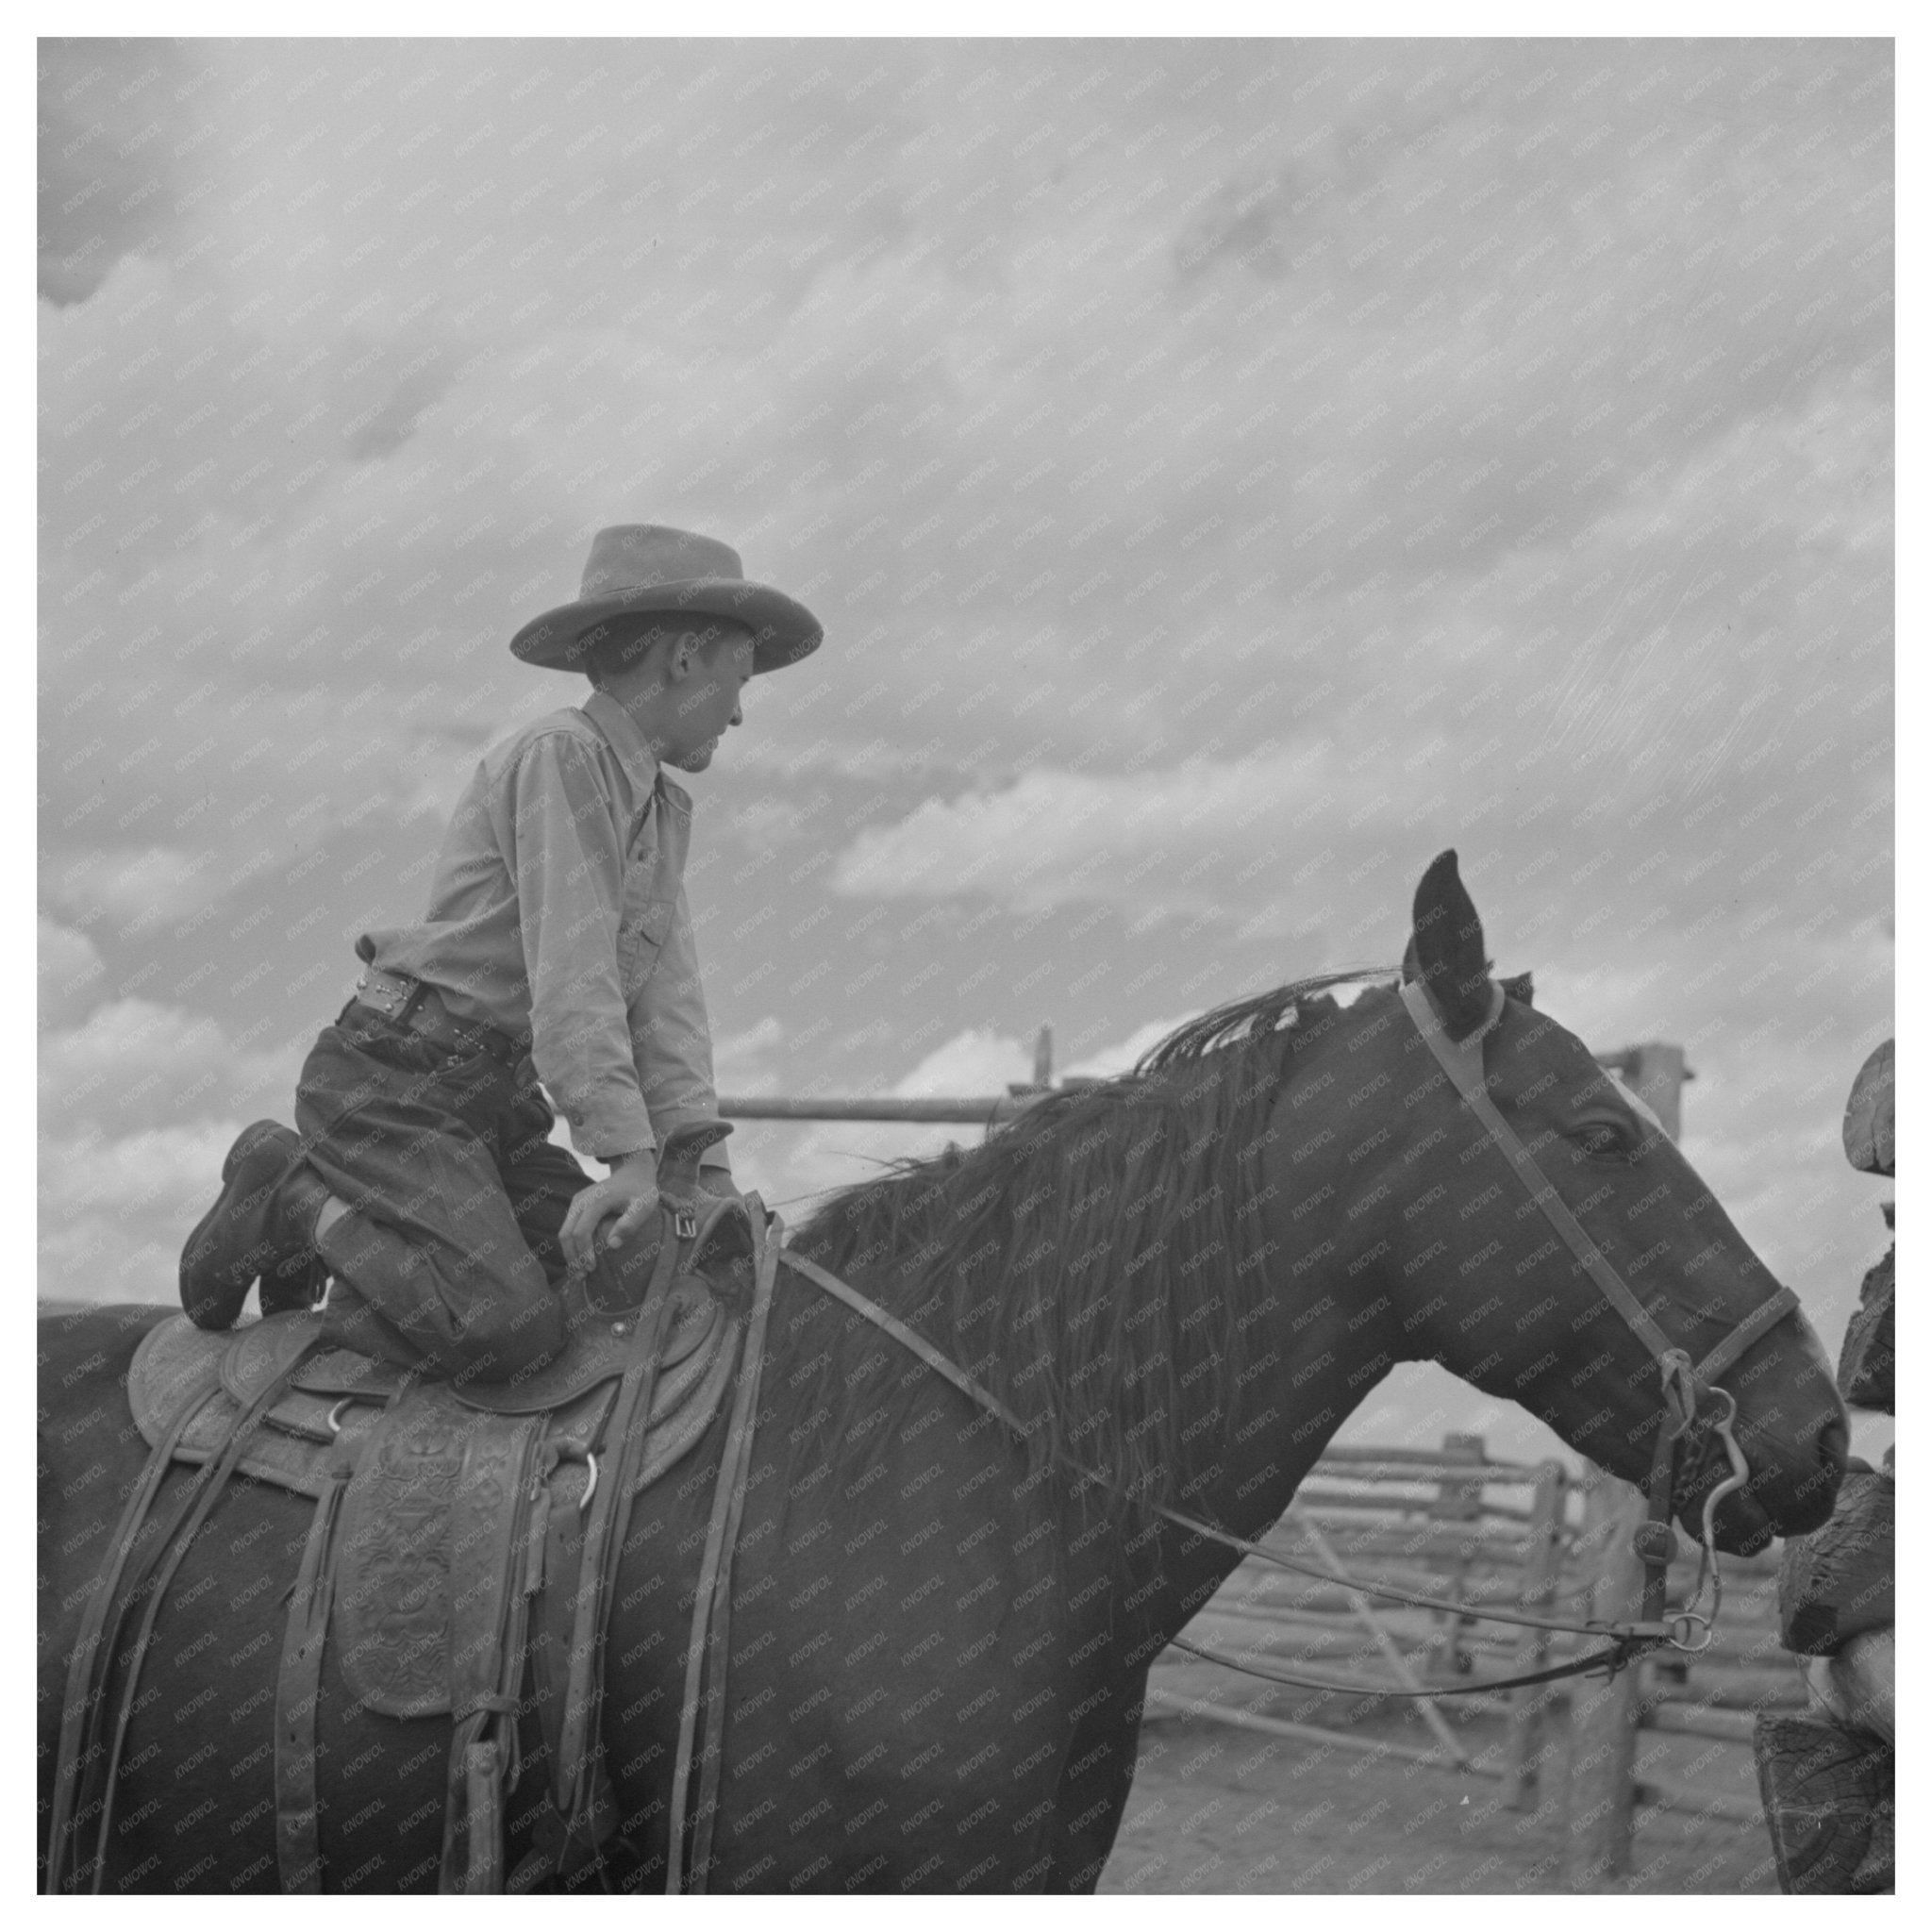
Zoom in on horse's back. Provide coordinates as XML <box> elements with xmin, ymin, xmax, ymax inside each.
<box><xmin>38</xmin><ymin>1302</ymin><xmax>175</xmax><ymax>1623</ymax></box>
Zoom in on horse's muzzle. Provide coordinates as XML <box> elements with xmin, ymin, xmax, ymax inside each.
<box><xmin>1714</xmin><ymin>1409</ymin><xmax>1847</xmax><ymax>1549</ymax></box>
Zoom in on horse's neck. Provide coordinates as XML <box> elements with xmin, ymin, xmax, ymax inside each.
<box><xmin>1126</xmin><ymin>1114</ymin><xmax>1401</xmax><ymax>1650</ymax></box>
<box><xmin>1134</xmin><ymin>1358</ymin><xmax>1371</xmax><ymax>1651</ymax></box>
<box><xmin>771</xmin><ymin>1047</ymin><xmax>1401</xmax><ymax>1657</ymax></box>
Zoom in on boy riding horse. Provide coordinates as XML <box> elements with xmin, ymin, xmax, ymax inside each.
<box><xmin>179</xmin><ymin>525</ymin><xmax>822</xmax><ymax>1383</ymax></box>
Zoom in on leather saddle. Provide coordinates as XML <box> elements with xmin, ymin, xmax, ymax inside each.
<box><xmin>125</xmin><ymin>1180</ymin><xmax>757</xmax><ymax>1728</ymax></box>
<box><xmin>129</xmin><ymin>1276</ymin><xmax>735</xmax><ymax>1503</ymax></box>
<box><xmin>54</xmin><ymin>1121</ymin><xmax>773</xmax><ymax>1895</ymax></box>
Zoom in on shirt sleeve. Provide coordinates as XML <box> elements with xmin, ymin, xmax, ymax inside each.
<box><xmin>497</xmin><ymin>731</ymin><xmax>656</xmax><ymax>1159</ymax></box>
<box><xmin>628</xmin><ymin>882</ymin><xmax>733</xmax><ymax>1173</ymax></box>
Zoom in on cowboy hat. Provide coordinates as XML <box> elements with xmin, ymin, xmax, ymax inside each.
<box><xmin>509</xmin><ymin>525</ymin><xmax>823</xmax><ymax>675</ymax></box>
<box><xmin>1843</xmin><ymin>1038</ymin><xmax>1893</xmax><ymax>1176</ymax></box>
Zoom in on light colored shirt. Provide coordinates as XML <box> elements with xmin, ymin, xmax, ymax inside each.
<box><xmin>359</xmin><ymin>690</ymin><xmax>729</xmax><ymax>1167</ymax></box>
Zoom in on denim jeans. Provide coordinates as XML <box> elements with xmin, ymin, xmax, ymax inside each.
<box><xmin>297</xmin><ymin>1001</ymin><xmax>653</xmax><ymax>1381</ymax></box>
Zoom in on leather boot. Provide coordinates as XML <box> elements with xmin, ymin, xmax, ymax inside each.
<box><xmin>179</xmin><ymin>1121</ymin><xmax>331</xmax><ymax>1330</ymax></box>
<box><xmin>258</xmin><ymin>1250</ymin><xmax>329</xmax><ymax>1318</ymax></box>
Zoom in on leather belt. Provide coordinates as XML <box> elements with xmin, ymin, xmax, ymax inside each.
<box><xmin>353</xmin><ymin>967</ymin><xmax>525</xmax><ymax>1069</ymax></box>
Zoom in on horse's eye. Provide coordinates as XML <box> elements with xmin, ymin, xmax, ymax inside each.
<box><xmin>1574</xmin><ymin>1121</ymin><xmax>1637</xmax><ymax>1162</ymax></box>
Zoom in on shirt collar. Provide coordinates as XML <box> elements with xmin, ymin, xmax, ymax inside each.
<box><xmin>580</xmin><ymin>690</ymin><xmax>663</xmax><ymax>800</ymax></box>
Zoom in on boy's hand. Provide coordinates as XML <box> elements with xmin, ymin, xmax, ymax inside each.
<box><xmin>560</xmin><ymin>1152</ymin><xmax>660</xmax><ymax>1273</ymax></box>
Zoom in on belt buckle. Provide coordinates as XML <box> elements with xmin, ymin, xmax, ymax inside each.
<box><xmin>356</xmin><ymin>972</ymin><xmax>411</xmax><ymax>1021</ymax></box>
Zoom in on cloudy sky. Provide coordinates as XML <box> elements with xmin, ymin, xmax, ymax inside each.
<box><xmin>39</xmin><ymin>38</ymin><xmax>1892</xmax><ymax>1457</ymax></box>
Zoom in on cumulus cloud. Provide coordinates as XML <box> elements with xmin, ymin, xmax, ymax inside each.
<box><xmin>39</xmin><ymin>916</ymin><xmax>106</xmax><ymax>1025</ymax></box>
<box><xmin>37</xmin><ymin>973</ymin><xmax>311</xmax><ymax>1301</ymax></box>
<box><xmin>37</xmin><ymin>41</ymin><xmax>190</xmax><ymax>304</ymax></box>
<box><xmin>712</xmin><ymin>1015</ymin><xmax>787</xmax><ymax>1095</ymax></box>
<box><xmin>40</xmin><ymin>1119</ymin><xmax>248</xmax><ymax>1304</ymax></box>
<box><xmin>41</xmin><ymin>1119</ymin><xmax>241</xmax><ymax>1222</ymax></box>
<box><xmin>44</xmin><ymin>845</ymin><xmax>231</xmax><ymax>933</ymax></box>
<box><xmin>39</xmin><ymin>996</ymin><xmax>301</xmax><ymax>1134</ymax></box>
<box><xmin>832</xmin><ymin>751</ymin><xmax>1334</xmax><ymax>924</ymax></box>
<box><xmin>1063</xmin><ymin>1016</ymin><xmax>1191</xmax><ymax>1079</ymax></box>
<box><xmin>37</xmin><ymin>41</ymin><xmax>1891</xmax><ymax>1396</ymax></box>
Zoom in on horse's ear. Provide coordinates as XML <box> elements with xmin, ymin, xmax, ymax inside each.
<box><xmin>1501</xmin><ymin>970</ymin><xmax>1534</xmax><ymax>1008</ymax></box>
<box><xmin>1408</xmin><ymin>849</ymin><xmax>1494</xmax><ymax>1039</ymax></box>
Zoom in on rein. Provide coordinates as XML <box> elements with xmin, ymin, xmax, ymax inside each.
<box><xmin>782</xmin><ymin>1249</ymin><xmax>1657</xmax><ymax>1696</ymax></box>
<box><xmin>777</xmin><ymin>978</ymin><xmax>1804</xmax><ymax>1701</ymax></box>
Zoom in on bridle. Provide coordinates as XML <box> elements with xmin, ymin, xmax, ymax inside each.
<box><xmin>1390</xmin><ymin>976</ymin><xmax>1800</xmax><ymax>1661</ymax></box>
<box><xmin>781</xmin><ymin>974</ymin><xmax>1806</xmax><ymax>1698</ymax></box>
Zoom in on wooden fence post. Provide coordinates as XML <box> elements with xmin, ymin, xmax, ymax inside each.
<box><xmin>1615</xmin><ymin>1042</ymin><xmax>1690</xmax><ymax>1142</ymax></box>
<box><xmin>1502</xmin><ymin>1458</ymin><xmax>1569</xmax><ymax>1810</ymax></box>
<box><xmin>1563</xmin><ymin>1463</ymin><xmax>1647</xmax><ymax>1890</ymax></box>
<box><xmin>1424</xmin><ymin>1433</ymin><xmax>1485</xmax><ymax>1679</ymax></box>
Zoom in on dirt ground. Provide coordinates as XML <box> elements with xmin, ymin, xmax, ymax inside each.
<box><xmin>1101</xmin><ymin>1701</ymin><xmax>1778</xmax><ymax>1894</ymax></box>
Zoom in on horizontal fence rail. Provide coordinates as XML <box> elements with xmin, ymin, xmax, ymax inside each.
<box><xmin>1143</xmin><ymin>1433</ymin><xmax>1794</xmax><ymax>1869</ymax></box>
<box><xmin>719</xmin><ymin>1032</ymin><xmax>1692</xmax><ymax>1135</ymax></box>
<box><xmin>718</xmin><ymin>1096</ymin><xmax>1010</xmax><ymax>1122</ymax></box>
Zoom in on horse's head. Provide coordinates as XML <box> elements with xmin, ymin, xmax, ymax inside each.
<box><xmin>1281</xmin><ymin>849</ymin><xmax>1845</xmax><ymax>1552</ymax></box>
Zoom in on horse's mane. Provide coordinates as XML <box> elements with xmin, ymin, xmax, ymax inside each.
<box><xmin>779</xmin><ymin>968</ymin><xmax>1396</xmax><ymax>1537</ymax></box>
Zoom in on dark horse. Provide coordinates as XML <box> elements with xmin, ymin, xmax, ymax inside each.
<box><xmin>40</xmin><ymin>852</ymin><xmax>1846</xmax><ymax>1892</ymax></box>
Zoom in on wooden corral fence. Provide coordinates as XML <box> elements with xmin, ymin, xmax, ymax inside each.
<box><xmin>1141</xmin><ymin>1434</ymin><xmax>1574</xmax><ymax>1787</ymax></box>
<box><xmin>1139</xmin><ymin>1435</ymin><xmax>1801</xmax><ymax>1881</ymax></box>
<box><xmin>721</xmin><ymin>1024</ymin><xmax>1762</xmax><ymax>1890</ymax></box>
<box><xmin>1557</xmin><ymin>1473</ymin><xmax>1798</xmax><ymax>1883</ymax></box>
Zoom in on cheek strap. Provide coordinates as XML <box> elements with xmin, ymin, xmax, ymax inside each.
<box><xmin>1398</xmin><ymin>977</ymin><xmax>1801</xmax><ymax>1388</ymax></box>
<box><xmin>1401</xmin><ymin>977</ymin><xmax>1683</xmax><ymax>1369</ymax></box>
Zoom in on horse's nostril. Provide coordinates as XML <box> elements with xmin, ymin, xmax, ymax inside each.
<box><xmin>1818</xmin><ymin>1415</ymin><xmax>1849</xmax><ymax>1479</ymax></box>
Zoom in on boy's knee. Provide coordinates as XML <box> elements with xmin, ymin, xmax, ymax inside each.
<box><xmin>449</xmin><ymin>1290</ymin><xmax>565</xmax><ymax>1384</ymax></box>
